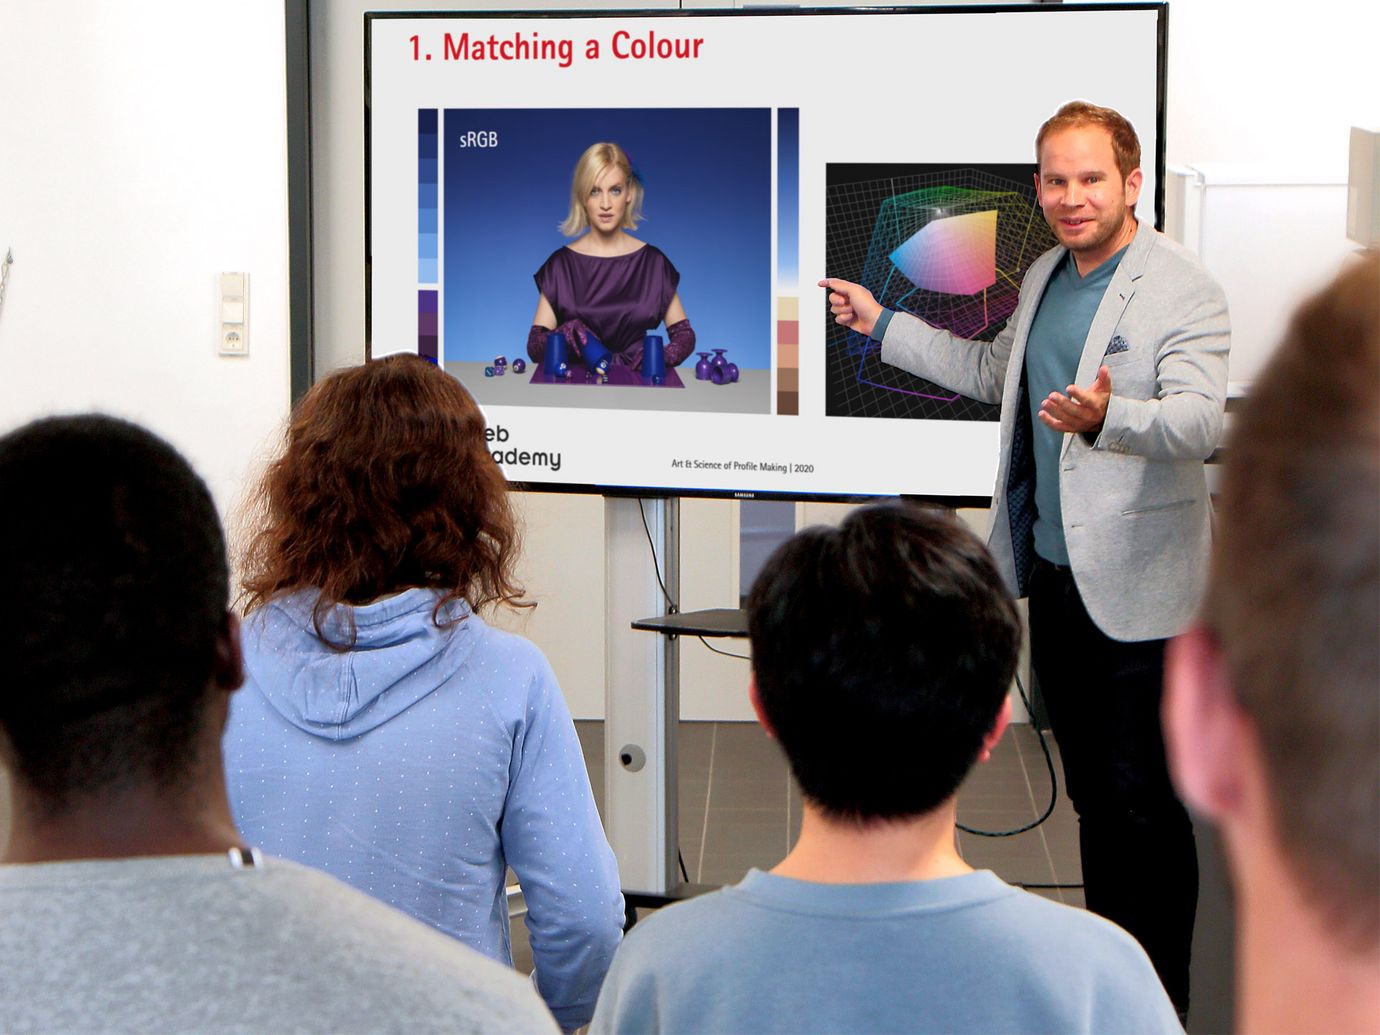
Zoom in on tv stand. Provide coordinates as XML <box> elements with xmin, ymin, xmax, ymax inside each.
<box><xmin>603</xmin><ymin>498</ymin><xmax>749</xmax><ymax>917</ymax></box>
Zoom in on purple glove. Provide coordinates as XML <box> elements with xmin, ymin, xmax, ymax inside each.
<box><xmin>615</xmin><ymin>319</ymin><xmax>698</xmax><ymax>373</ymax></box>
<box><xmin>526</xmin><ymin>325</ymin><xmax>548</xmax><ymax>363</ymax></box>
<box><xmin>554</xmin><ymin>318</ymin><xmax>595</xmax><ymax>359</ymax></box>
<box><xmin>665</xmin><ymin>318</ymin><xmax>696</xmax><ymax>367</ymax></box>
<box><xmin>527</xmin><ymin>319</ymin><xmax>595</xmax><ymax>363</ymax></box>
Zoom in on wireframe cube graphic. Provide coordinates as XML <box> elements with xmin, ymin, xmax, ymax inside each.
<box><xmin>824</xmin><ymin>163</ymin><xmax>1057</xmax><ymax>422</ymax></box>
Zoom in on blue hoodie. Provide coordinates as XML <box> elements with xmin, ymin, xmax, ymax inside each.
<box><xmin>223</xmin><ymin>588</ymin><xmax>623</xmax><ymax>1031</ymax></box>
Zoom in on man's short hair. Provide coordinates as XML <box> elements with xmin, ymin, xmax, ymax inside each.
<box><xmin>1036</xmin><ymin>100</ymin><xmax>1142</xmax><ymax>181</ymax></box>
<box><xmin>0</xmin><ymin>415</ymin><xmax>230</xmax><ymax>810</ymax></box>
<box><xmin>746</xmin><ymin>502</ymin><xmax>1021</xmax><ymax>823</ymax></box>
<box><xmin>1205</xmin><ymin>251</ymin><xmax>1380</xmax><ymax>947</ymax></box>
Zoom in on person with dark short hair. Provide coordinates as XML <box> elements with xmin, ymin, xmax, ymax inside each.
<box><xmin>0</xmin><ymin>415</ymin><xmax>557</xmax><ymax>1034</ymax></box>
<box><xmin>591</xmin><ymin>503</ymin><xmax>1180</xmax><ymax>1034</ymax></box>
<box><xmin>1164</xmin><ymin>251</ymin><xmax>1380</xmax><ymax>1034</ymax></box>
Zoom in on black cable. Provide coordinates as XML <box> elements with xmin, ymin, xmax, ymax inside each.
<box><xmin>637</xmin><ymin>498</ymin><xmax>677</xmax><ymax>613</ymax></box>
<box><xmin>698</xmin><ymin>635</ymin><xmax>750</xmax><ymax>660</ymax></box>
<box><xmin>638</xmin><ymin>500</ymin><xmax>751</xmax><ymax>661</ymax></box>
<box><xmin>678</xmin><ymin>850</ymin><xmax>689</xmax><ymax>883</ymax></box>
<box><xmin>957</xmin><ymin>672</ymin><xmax>1061</xmax><ymax>838</ymax></box>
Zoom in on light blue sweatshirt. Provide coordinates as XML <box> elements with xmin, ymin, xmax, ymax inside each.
<box><xmin>591</xmin><ymin>869</ymin><xmax>1181</xmax><ymax>1034</ymax></box>
<box><xmin>223</xmin><ymin>588</ymin><xmax>623</xmax><ymax>1032</ymax></box>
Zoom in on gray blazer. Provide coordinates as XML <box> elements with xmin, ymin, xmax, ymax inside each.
<box><xmin>880</xmin><ymin>220</ymin><xmax>1230</xmax><ymax>641</ymax></box>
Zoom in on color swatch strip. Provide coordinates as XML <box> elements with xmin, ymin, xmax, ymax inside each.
<box><xmin>418</xmin><ymin>109</ymin><xmax>439</xmax><ymax>285</ymax></box>
<box><xmin>776</xmin><ymin>108</ymin><xmax>800</xmax><ymax>415</ymax></box>
<box><xmin>418</xmin><ymin>290</ymin><xmax>438</xmax><ymax>363</ymax></box>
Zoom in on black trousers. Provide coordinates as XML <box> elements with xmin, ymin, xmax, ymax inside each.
<box><xmin>1028</xmin><ymin>558</ymin><xmax>1199</xmax><ymax>1015</ymax></box>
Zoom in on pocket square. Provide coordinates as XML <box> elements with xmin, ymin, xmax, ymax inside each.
<box><xmin>1104</xmin><ymin>334</ymin><xmax>1130</xmax><ymax>356</ymax></box>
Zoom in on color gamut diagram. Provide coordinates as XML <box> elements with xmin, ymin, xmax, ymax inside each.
<box><xmin>825</xmin><ymin>165</ymin><xmax>1058</xmax><ymax>421</ymax></box>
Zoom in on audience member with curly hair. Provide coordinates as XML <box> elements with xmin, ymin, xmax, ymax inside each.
<box><xmin>224</xmin><ymin>354</ymin><xmax>624</xmax><ymax>1032</ymax></box>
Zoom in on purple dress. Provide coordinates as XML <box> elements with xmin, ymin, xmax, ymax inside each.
<box><xmin>535</xmin><ymin>245</ymin><xmax>680</xmax><ymax>364</ymax></box>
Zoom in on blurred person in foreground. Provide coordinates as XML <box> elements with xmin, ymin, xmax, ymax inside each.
<box><xmin>1164</xmin><ymin>251</ymin><xmax>1380</xmax><ymax>1034</ymax></box>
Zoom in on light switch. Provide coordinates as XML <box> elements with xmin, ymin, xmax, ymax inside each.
<box><xmin>219</xmin><ymin>272</ymin><xmax>248</xmax><ymax>356</ymax></box>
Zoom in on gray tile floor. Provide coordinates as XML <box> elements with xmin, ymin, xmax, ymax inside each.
<box><xmin>512</xmin><ymin>719</ymin><xmax>1082</xmax><ymax>972</ymax></box>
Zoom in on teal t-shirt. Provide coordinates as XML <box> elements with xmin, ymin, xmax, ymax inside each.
<box><xmin>1024</xmin><ymin>247</ymin><xmax>1127</xmax><ymax>565</ymax></box>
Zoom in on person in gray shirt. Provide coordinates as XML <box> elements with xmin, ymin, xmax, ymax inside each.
<box><xmin>0</xmin><ymin>415</ymin><xmax>557</xmax><ymax>1035</ymax></box>
<box><xmin>592</xmin><ymin>503</ymin><xmax>1181</xmax><ymax>1035</ymax></box>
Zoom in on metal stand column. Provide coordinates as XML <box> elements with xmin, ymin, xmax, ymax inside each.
<box><xmin>603</xmin><ymin>496</ymin><xmax>679</xmax><ymax>897</ymax></box>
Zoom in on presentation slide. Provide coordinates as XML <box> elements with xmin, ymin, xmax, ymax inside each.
<box><xmin>367</xmin><ymin>7</ymin><xmax>1163</xmax><ymax>499</ymax></box>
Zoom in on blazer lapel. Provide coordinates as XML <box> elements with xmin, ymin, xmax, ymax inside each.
<box><xmin>1078</xmin><ymin>279</ymin><xmax>1137</xmax><ymax>387</ymax></box>
<box><xmin>1077</xmin><ymin>221</ymin><xmax>1154</xmax><ymax>384</ymax></box>
<box><xmin>1056</xmin><ymin>223</ymin><xmax>1156</xmax><ymax>459</ymax></box>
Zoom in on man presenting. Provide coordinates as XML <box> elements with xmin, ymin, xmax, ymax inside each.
<box><xmin>821</xmin><ymin>101</ymin><xmax>1229</xmax><ymax>1015</ymax></box>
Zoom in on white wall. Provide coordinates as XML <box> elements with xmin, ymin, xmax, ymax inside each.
<box><xmin>0</xmin><ymin>0</ymin><xmax>289</xmax><ymax>859</ymax></box>
<box><xmin>0</xmin><ymin>2</ymin><xmax>291</xmax><ymax>512</ymax></box>
<box><xmin>1163</xmin><ymin>0</ymin><xmax>1379</xmax><ymax>384</ymax></box>
<box><xmin>1165</xmin><ymin>0</ymin><xmax>1378</xmax><ymax>173</ymax></box>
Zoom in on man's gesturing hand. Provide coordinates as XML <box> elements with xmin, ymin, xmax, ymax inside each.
<box><xmin>1038</xmin><ymin>365</ymin><xmax>1112</xmax><ymax>435</ymax></box>
<box><xmin>819</xmin><ymin>278</ymin><xmax>883</xmax><ymax>339</ymax></box>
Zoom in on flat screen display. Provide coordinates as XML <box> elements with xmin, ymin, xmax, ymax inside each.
<box><xmin>366</xmin><ymin>5</ymin><xmax>1165</xmax><ymax>500</ymax></box>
